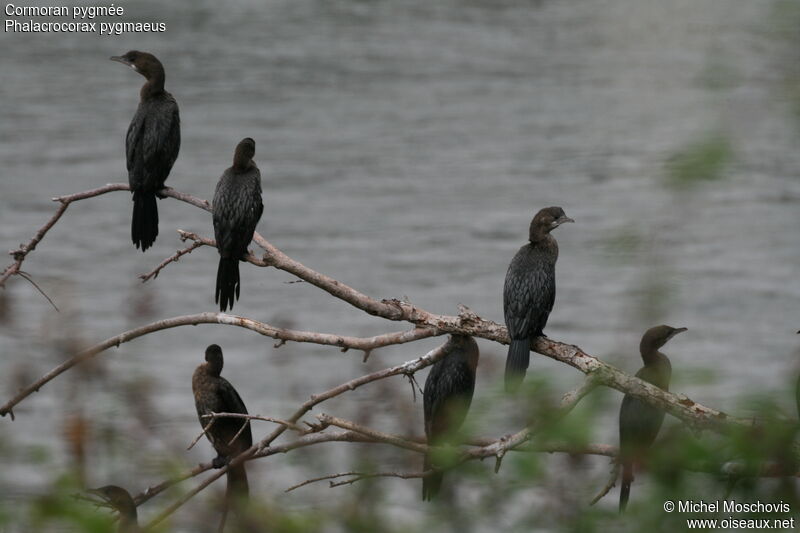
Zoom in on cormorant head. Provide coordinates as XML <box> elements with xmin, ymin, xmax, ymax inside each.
<box><xmin>529</xmin><ymin>206</ymin><xmax>574</xmax><ymax>240</ymax></box>
<box><xmin>110</xmin><ymin>50</ymin><xmax>164</xmax><ymax>80</ymax></box>
<box><xmin>85</xmin><ymin>485</ymin><xmax>137</xmax><ymax>518</ymax></box>
<box><xmin>233</xmin><ymin>138</ymin><xmax>256</xmax><ymax>171</ymax></box>
<box><xmin>448</xmin><ymin>334</ymin><xmax>480</xmax><ymax>375</ymax></box>
<box><xmin>640</xmin><ymin>325</ymin><xmax>687</xmax><ymax>353</ymax></box>
<box><xmin>205</xmin><ymin>344</ymin><xmax>224</xmax><ymax>376</ymax></box>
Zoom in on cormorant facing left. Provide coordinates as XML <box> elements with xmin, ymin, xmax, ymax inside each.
<box><xmin>618</xmin><ymin>325</ymin><xmax>686</xmax><ymax>513</ymax></box>
<box><xmin>503</xmin><ymin>206</ymin><xmax>573</xmax><ymax>392</ymax></box>
<box><xmin>192</xmin><ymin>344</ymin><xmax>252</xmax><ymax>522</ymax></box>
<box><xmin>86</xmin><ymin>485</ymin><xmax>140</xmax><ymax>533</ymax></box>
<box><xmin>422</xmin><ymin>335</ymin><xmax>479</xmax><ymax>501</ymax></box>
<box><xmin>213</xmin><ymin>138</ymin><xmax>263</xmax><ymax>311</ymax></box>
<box><xmin>110</xmin><ymin>50</ymin><xmax>180</xmax><ymax>252</ymax></box>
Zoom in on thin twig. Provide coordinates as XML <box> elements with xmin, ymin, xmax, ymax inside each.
<box><xmin>187</xmin><ymin>419</ymin><xmax>216</xmax><ymax>451</ymax></box>
<box><xmin>16</xmin><ymin>271</ymin><xmax>58</xmax><ymax>311</ymax></box>
<box><xmin>590</xmin><ymin>463</ymin><xmax>620</xmax><ymax>505</ymax></box>
<box><xmin>140</xmin><ymin>240</ymin><xmax>204</xmax><ymax>282</ymax></box>
<box><xmin>286</xmin><ymin>470</ymin><xmax>428</xmax><ymax>492</ymax></box>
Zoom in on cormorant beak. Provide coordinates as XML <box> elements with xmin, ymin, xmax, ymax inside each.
<box><xmin>110</xmin><ymin>56</ymin><xmax>136</xmax><ymax>71</ymax></box>
<box><xmin>552</xmin><ymin>216</ymin><xmax>575</xmax><ymax>228</ymax></box>
<box><xmin>668</xmin><ymin>327</ymin><xmax>688</xmax><ymax>340</ymax></box>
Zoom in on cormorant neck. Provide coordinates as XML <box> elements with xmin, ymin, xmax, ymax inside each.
<box><xmin>232</xmin><ymin>150</ymin><xmax>253</xmax><ymax>172</ymax></box>
<box><xmin>529</xmin><ymin>230</ymin><xmax>553</xmax><ymax>246</ymax></box>
<box><xmin>204</xmin><ymin>361</ymin><xmax>223</xmax><ymax>377</ymax></box>
<box><xmin>140</xmin><ymin>69</ymin><xmax>165</xmax><ymax>100</ymax></box>
<box><xmin>119</xmin><ymin>506</ymin><xmax>138</xmax><ymax>529</ymax></box>
<box><xmin>640</xmin><ymin>345</ymin><xmax>666</xmax><ymax>367</ymax></box>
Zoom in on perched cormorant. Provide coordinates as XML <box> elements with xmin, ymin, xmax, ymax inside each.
<box><xmin>86</xmin><ymin>485</ymin><xmax>140</xmax><ymax>533</ymax></box>
<box><xmin>422</xmin><ymin>335</ymin><xmax>479</xmax><ymax>501</ymax></box>
<box><xmin>192</xmin><ymin>344</ymin><xmax>252</xmax><ymax>517</ymax></box>
<box><xmin>110</xmin><ymin>50</ymin><xmax>180</xmax><ymax>252</ymax></box>
<box><xmin>503</xmin><ymin>206</ymin><xmax>573</xmax><ymax>392</ymax></box>
<box><xmin>618</xmin><ymin>325</ymin><xmax>686</xmax><ymax>513</ymax></box>
<box><xmin>213</xmin><ymin>138</ymin><xmax>263</xmax><ymax>312</ymax></box>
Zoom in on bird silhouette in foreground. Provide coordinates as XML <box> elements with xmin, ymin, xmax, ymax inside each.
<box><xmin>618</xmin><ymin>324</ymin><xmax>686</xmax><ymax>513</ymax></box>
<box><xmin>213</xmin><ymin>138</ymin><xmax>263</xmax><ymax>311</ymax></box>
<box><xmin>192</xmin><ymin>344</ymin><xmax>252</xmax><ymax>532</ymax></box>
<box><xmin>422</xmin><ymin>335</ymin><xmax>479</xmax><ymax>501</ymax></box>
<box><xmin>110</xmin><ymin>51</ymin><xmax>180</xmax><ymax>252</ymax></box>
<box><xmin>503</xmin><ymin>206</ymin><xmax>573</xmax><ymax>392</ymax></box>
<box><xmin>796</xmin><ymin>330</ymin><xmax>800</xmax><ymax>419</ymax></box>
<box><xmin>86</xmin><ymin>485</ymin><xmax>140</xmax><ymax>533</ymax></box>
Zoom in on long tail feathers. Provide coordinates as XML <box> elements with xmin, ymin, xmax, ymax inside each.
<box><xmin>619</xmin><ymin>461</ymin><xmax>633</xmax><ymax>513</ymax></box>
<box><xmin>216</xmin><ymin>257</ymin><xmax>240</xmax><ymax>312</ymax></box>
<box><xmin>131</xmin><ymin>190</ymin><xmax>159</xmax><ymax>251</ymax></box>
<box><xmin>421</xmin><ymin>453</ymin><xmax>444</xmax><ymax>501</ymax></box>
<box><xmin>219</xmin><ymin>464</ymin><xmax>249</xmax><ymax>533</ymax></box>
<box><xmin>504</xmin><ymin>338</ymin><xmax>530</xmax><ymax>393</ymax></box>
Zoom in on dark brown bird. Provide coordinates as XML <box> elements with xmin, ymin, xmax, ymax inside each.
<box><xmin>796</xmin><ymin>330</ymin><xmax>799</xmax><ymax>419</ymax></box>
<box><xmin>618</xmin><ymin>325</ymin><xmax>686</xmax><ymax>512</ymax></box>
<box><xmin>422</xmin><ymin>335</ymin><xmax>479</xmax><ymax>501</ymax></box>
<box><xmin>503</xmin><ymin>206</ymin><xmax>573</xmax><ymax>392</ymax></box>
<box><xmin>192</xmin><ymin>344</ymin><xmax>252</xmax><ymax>529</ymax></box>
<box><xmin>110</xmin><ymin>50</ymin><xmax>180</xmax><ymax>252</ymax></box>
<box><xmin>86</xmin><ymin>485</ymin><xmax>140</xmax><ymax>533</ymax></box>
<box><xmin>213</xmin><ymin>138</ymin><xmax>263</xmax><ymax>311</ymax></box>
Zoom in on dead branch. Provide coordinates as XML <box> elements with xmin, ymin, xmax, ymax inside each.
<box><xmin>0</xmin><ymin>314</ymin><xmax>437</xmax><ymax>417</ymax></box>
<box><xmin>286</xmin><ymin>470</ymin><xmax>428</xmax><ymax>493</ymax></box>
<box><xmin>139</xmin><ymin>239</ymin><xmax>204</xmax><ymax>282</ymax></box>
<box><xmin>1</xmin><ymin>184</ymin><xmax>747</xmax><ymax>435</ymax></box>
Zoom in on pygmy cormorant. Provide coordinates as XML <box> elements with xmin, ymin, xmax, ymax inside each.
<box><xmin>192</xmin><ymin>344</ymin><xmax>252</xmax><ymax>514</ymax></box>
<box><xmin>618</xmin><ymin>324</ymin><xmax>686</xmax><ymax>513</ymax></box>
<box><xmin>422</xmin><ymin>335</ymin><xmax>479</xmax><ymax>501</ymax></box>
<box><xmin>111</xmin><ymin>50</ymin><xmax>180</xmax><ymax>252</ymax></box>
<box><xmin>86</xmin><ymin>485</ymin><xmax>140</xmax><ymax>533</ymax></box>
<box><xmin>503</xmin><ymin>206</ymin><xmax>573</xmax><ymax>392</ymax></box>
<box><xmin>213</xmin><ymin>138</ymin><xmax>263</xmax><ymax>312</ymax></box>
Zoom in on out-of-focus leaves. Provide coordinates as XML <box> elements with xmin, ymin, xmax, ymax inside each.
<box><xmin>664</xmin><ymin>133</ymin><xmax>733</xmax><ymax>190</ymax></box>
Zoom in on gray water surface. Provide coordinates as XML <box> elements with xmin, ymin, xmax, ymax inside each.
<box><xmin>1</xmin><ymin>0</ymin><xmax>799</xmax><ymax>531</ymax></box>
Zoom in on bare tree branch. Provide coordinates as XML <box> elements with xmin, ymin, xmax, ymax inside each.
<box><xmin>142</xmin><ymin>341</ymin><xmax>454</xmax><ymax>527</ymax></box>
<box><xmin>286</xmin><ymin>470</ymin><xmax>428</xmax><ymax>493</ymax></box>
<box><xmin>139</xmin><ymin>239</ymin><xmax>204</xmax><ymax>282</ymax></box>
<box><xmin>3</xmin><ymin>184</ymin><xmax>786</xmax><ymax>526</ymax></box>
<box><xmin>0</xmin><ymin>314</ymin><xmax>438</xmax><ymax>417</ymax></box>
<box><xmin>1</xmin><ymin>184</ymin><xmax>214</xmax><ymax>288</ymax></box>
<box><xmin>0</xmin><ymin>184</ymin><xmax>748</xmax><ymax>435</ymax></box>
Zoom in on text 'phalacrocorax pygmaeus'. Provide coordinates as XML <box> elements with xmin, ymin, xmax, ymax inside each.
<box><xmin>503</xmin><ymin>206</ymin><xmax>573</xmax><ymax>392</ymax></box>
<box><xmin>422</xmin><ymin>335</ymin><xmax>479</xmax><ymax>501</ymax></box>
<box><xmin>213</xmin><ymin>138</ymin><xmax>263</xmax><ymax>312</ymax></box>
<box><xmin>618</xmin><ymin>324</ymin><xmax>686</xmax><ymax>513</ymax></box>
<box><xmin>111</xmin><ymin>50</ymin><xmax>180</xmax><ymax>252</ymax></box>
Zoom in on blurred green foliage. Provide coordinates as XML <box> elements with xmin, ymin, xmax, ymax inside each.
<box><xmin>664</xmin><ymin>133</ymin><xmax>733</xmax><ymax>190</ymax></box>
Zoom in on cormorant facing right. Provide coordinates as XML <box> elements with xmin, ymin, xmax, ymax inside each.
<box><xmin>503</xmin><ymin>206</ymin><xmax>573</xmax><ymax>392</ymax></box>
<box><xmin>422</xmin><ymin>335</ymin><xmax>479</xmax><ymax>501</ymax></box>
<box><xmin>86</xmin><ymin>485</ymin><xmax>140</xmax><ymax>533</ymax></box>
<box><xmin>110</xmin><ymin>51</ymin><xmax>181</xmax><ymax>252</ymax></box>
<box><xmin>213</xmin><ymin>138</ymin><xmax>263</xmax><ymax>312</ymax></box>
<box><xmin>618</xmin><ymin>325</ymin><xmax>686</xmax><ymax>513</ymax></box>
<box><xmin>192</xmin><ymin>345</ymin><xmax>252</xmax><ymax>514</ymax></box>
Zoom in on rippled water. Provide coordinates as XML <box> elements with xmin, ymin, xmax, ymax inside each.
<box><xmin>1</xmin><ymin>0</ymin><xmax>799</xmax><ymax>531</ymax></box>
